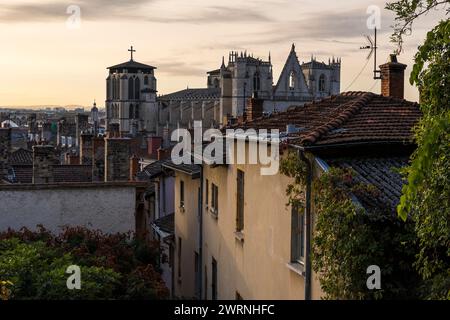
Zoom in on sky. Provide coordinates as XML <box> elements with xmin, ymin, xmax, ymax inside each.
<box><xmin>0</xmin><ymin>0</ymin><xmax>446</xmax><ymax>107</ymax></box>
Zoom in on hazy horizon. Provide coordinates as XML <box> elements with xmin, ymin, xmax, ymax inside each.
<box><xmin>0</xmin><ymin>0</ymin><xmax>446</xmax><ymax>107</ymax></box>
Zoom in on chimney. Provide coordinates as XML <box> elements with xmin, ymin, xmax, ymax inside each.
<box><xmin>32</xmin><ymin>145</ymin><xmax>58</xmax><ymax>184</ymax></box>
<box><xmin>147</xmin><ymin>136</ymin><xmax>162</xmax><ymax>159</ymax></box>
<box><xmin>104</xmin><ymin>137</ymin><xmax>130</xmax><ymax>182</ymax></box>
<box><xmin>157</xmin><ymin>147</ymin><xmax>171</xmax><ymax>161</ymax></box>
<box><xmin>80</xmin><ymin>133</ymin><xmax>93</xmax><ymax>165</ymax></box>
<box><xmin>380</xmin><ymin>54</ymin><xmax>407</xmax><ymax>99</ymax></box>
<box><xmin>129</xmin><ymin>154</ymin><xmax>140</xmax><ymax>181</ymax></box>
<box><xmin>245</xmin><ymin>93</ymin><xmax>264</xmax><ymax>121</ymax></box>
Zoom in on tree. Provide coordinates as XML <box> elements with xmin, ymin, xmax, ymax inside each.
<box><xmin>386</xmin><ymin>0</ymin><xmax>450</xmax><ymax>299</ymax></box>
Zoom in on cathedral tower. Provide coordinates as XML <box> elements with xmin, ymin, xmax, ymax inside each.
<box><xmin>105</xmin><ymin>46</ymin><xmax>158</xmax><ymax>136</ymax></box>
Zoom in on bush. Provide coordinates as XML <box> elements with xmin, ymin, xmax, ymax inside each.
<box><xmin>0</xmin><ymin>226</ymin><xmax>169</xmax><ymax>300</ymax></box>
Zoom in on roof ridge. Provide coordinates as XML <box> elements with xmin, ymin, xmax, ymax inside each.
<box><xmin>301</xmin><ymin>92</ymin><xmax>374</xmax><ymax>145</ymax></box>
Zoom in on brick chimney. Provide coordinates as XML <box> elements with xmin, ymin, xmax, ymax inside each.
<box><xmin>104</xmin><ymin>137</ymin><xmax>130</xmax><ymax>182</ymax></box>
<box><xmin>380</xmin><ymin>54</ymin><xmax>407</xmax><ymax>99</ymax></box>
<box><xmin>129</xmin><ymin>154</ymin><xmax>140</xmax><ymax>181</ymax></box>
<box><xmin>32</xmin><ymin>145</ymin><xmax>58</xmax><ymax>184</ymax></box>
<box><xmin>245</xmin><ymin>94</ymin><xmax>264</xmax><ymax>121</ymax></box>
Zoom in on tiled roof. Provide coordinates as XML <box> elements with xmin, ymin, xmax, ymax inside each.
<box><xmin>159</xmin><ymin>88</ymin><xmax>220</xmax><ymax>101</ymax></box>
<box><xmin>7</xmin><ymin>165</ymin><xmax>92</xmax><ymax>184</ymax></box>
<box><xmin>136</xmin><ymin>160</ymin><xmax>164</xmax><ymax>181</ymax></box>
<box><xmin>9</xmin><ymin>148</ymin><xmax>32</xmax><ymax>165</ymax></box>
<box><xmin>162</xmin><ymin>161</ymin><xmax>201</xmax><ymax>177</ymax></box>
<box><xmin>232</xmin><ymin>92</ymin><xmax>421</xmax><ymax>148</ymax></box>
<box><xmin>325</xmin><ymin>156</ymin><xmax>409</xmax><ymax>214</ymax></box>
<box><xmin>152</xmin><ymin>213</ymin><xmax>174</xmax><ymax>235</ymax></box>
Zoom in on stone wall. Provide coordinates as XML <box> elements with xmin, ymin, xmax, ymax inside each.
<box><xmin>0</xmin><ymin>183</ymin><xmax>139</xmax><ymax>234</ymax></box>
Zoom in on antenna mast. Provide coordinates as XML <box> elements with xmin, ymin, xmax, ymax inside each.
<box><xmin>360</xmin><ymin>27</ymin><xmax>382</xmax><ymax>80</ymax></box>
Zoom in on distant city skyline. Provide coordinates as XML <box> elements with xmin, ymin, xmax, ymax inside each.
<box><xmin>0</xmin><ymin>0</ymin><xmax>445</xmax><ymax>106</ymax></box>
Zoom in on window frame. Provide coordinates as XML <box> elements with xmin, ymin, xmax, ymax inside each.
<box><xmin>180</xmin><ymin>180</ymin><xmax>185</xmax><ymax>208</ymax></box>
<box><xmin>236</xmin><ymin>169</ymin><xmax>245</xmax><ymax>232</ymax></box>
<box><xmin>291</xmin><ymin>205</ymin><xmax>305</xmax><ymax>264</ymax></box>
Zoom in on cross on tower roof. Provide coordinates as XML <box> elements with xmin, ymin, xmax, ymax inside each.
<box><xmin>128</xmin><ymin>46</ymin><xmax>136</xmax><ymax>61</ymax></box>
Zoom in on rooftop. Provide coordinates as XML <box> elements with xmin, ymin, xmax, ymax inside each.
<box><xmin>159</xmin><ymin>88</ymin><xmax>220</xmax><ymax>101</ymax></box>
<box><xmin>325</xmin><ymin>156</ymin><xmax>409</xmax><ymax>215</ymax></box>
<box><xmin>108</xmin><ymin>59</ymin><xmax>156</xmax><ymax>73</ymax></box>
<box><xmin>231</xmin><ymin>91</ymin><xmax>421</xmax><ymax>149</ymax></box>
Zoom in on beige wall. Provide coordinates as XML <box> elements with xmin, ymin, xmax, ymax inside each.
<box><xmin>173</xmin><ymin>144</ymin><xmax>325</xmax><ymax>300</ymax></box>
<box><xmin>173</xmin><ymin>172</ymin><xmax>200</xmax><ymax>298</ymax></box>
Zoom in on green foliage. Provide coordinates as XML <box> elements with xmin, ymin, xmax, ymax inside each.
<box><xmin>0</xmin><ymin>226</ymin><xmax>169</xmax><ymax>300</ymax></box>
<box><xmin>279</xmin><ymin>150</ymin><xmax>308</xmax><ymax>209</ymax></box>
<box><xmin>311</xmin><ymin>168</ymin><xmax>420</xmax><ymax>300</ymax></box>
<box><xmin>387</xmin><ymin>1</ymin><xmax>449</xmax><ymax>300</ymax></box>
<box><xmin>386</xmin><ymin>0</ymin><xmax>450</xmax><ymax>53</ymax></box>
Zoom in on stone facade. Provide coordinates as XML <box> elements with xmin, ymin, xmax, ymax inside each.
<box><xmin>157</xmin><ymin>44</ymin><xmax>341</xmax><ymax>136</ymax></box>
<box><xmin>105</xmin><ymin>57</ymin><xmax>158</xmax><ymax>136</ymax></box>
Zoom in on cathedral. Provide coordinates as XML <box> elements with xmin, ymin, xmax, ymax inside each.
<box><xmin>105</xmin><ymin>44</ymin><xmax>341</xmax><ymax>138</ymax></box>
<box><xmin>105</xmin><ymin>47</ymin><xmax>158</xmax><ymax>136</ymax></box>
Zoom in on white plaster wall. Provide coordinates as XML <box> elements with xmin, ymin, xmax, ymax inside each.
<box><xmin>0</xmin><ymin>186</ymin><xmax>136</xmax><ymax>234</ymax></box>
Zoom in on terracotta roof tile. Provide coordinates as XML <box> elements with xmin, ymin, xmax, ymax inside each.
<box><xmin>230</xmin><ymin>91</ymin><xmax>421</xmax><ymax>148</ymax></box>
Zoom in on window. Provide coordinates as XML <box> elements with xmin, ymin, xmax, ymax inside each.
<box><xmin>144</xmin><ymin>75</ymin><xmax>149</xmax><ymax>86</ymax></box>
<box><xmin>291</xmin><ymin>206</ymin><xmax>305</xmax><ymax>264</ymax></box>
<box><xmin>128</xmin><ymin>77</ymin><xmax>134</xmax><ymax>99</ymax></box>
<box><xmin>134</xmin><ymin>105</ymin><xmax>139</xmax><ymax>119</ymax></box>
<box><xmin>129</xmin><ymin>104</ymin><xmax>134</xmax><ymax>119</ymax></box>
<box><xmin>205</xmin><ymin>179</ymin><xmax>209</xmax><ymax>207</ymax></box>
<box><xmin>134</xmin><ymin>77</ymin><xmax>141</xmax><ymax>100</ymax></box>
<box><xmin>212</xmin><ymin>257</ymin><xmax>218</xmax><ymax>300</ymax></box>
<box><xmin>253</xmin><ymin>72</ymin><xmax>260</xmax><ymax>92</ymax></box>
<box><xmin>319</xmin><ymin>74</ymin><xmax>326</xmax><ymax>92</ymax></box>
<box><xmin>180</xmin><ymin>180</ymin><xmax>185</xmax><ymax>208</ymax></box>
<box><xmin>236</xmin><ymin>170</ymin><xmax>245</xmax><ymax>232</ymax></box>
<box><xmin>289</xmin><ymin>71</ymin><xmax>295</xmax><ymax>90</ymax></box>
<box><xmin>177</xmin><ymin>237</ymin><xmax>182</xmax><ymax>281</ymax></box>
<box><xmin>211</xmin><ymin>183</ymin><xmax>219</xmax><ymax>215</ymax></box>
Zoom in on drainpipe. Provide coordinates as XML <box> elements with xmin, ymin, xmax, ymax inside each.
<box><xmin>297</xmin><ymin>148</ymin><xmax>312</xmax><ymax>300</ymax></box>
<box><xmin>198</xmin><ymin>165</ymin><xmax>204</xmax><ymax>299</ymax></box>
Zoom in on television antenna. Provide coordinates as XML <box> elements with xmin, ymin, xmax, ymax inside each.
<box><xmin>360</xmin><ymin>27</ymin><xmax>382</xmax><ymax>80</ymax></box>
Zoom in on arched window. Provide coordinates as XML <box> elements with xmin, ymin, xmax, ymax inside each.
<box><xmin>135</xmin><ymin>105</ymin><xmax>139</xmax><ymax>119</ymax></box>
<box><xmin>116</xmin><ymin>78</ymin><xmax>120</xmax><ymax>99</ymax></box>
<box><xmin>289</xmin><ymin>71</ymin><xmax>295</xmax><ymax>90</ymax></box>
<box><xmin>128</xmin><ymin>77</ymin><xmax>134</xmax><ymax>100</ymax></box>
<box><xmin>144</xmin><ymin>76</ymin><xmax>149</xmax><ymax>86</ymax></box>
<box><xmin>319</xmin><ymin>74</ymin><xmax>326</xmax><ymax>92</ymax></box>
<box><xmin>253</xmin><ymin>72</ymin><xmax>260</xmax><ymax>92</ymax></box>
<box><xmin>135</xmin><ymin>77</ymin><xmax>140</xmax><ymax>100</ymax></box>
<box><xmin>112</xmin><ymin>78</ymin><xmax>116</xmax><ymax>99</ymax></box>
<box><xmin>129</xmin><ymin>104</ymin><xmax>134</xmax><ymax>119</ymax></box>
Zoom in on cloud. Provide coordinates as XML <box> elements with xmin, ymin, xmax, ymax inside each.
<box><xmin>155</xmin><ymin>61</ymin><xmax>209</xmax><ymax>77</ymax></box>
<box><xmin>0</xmin><ymin>1</ymin><xmax>272</xmax><ymax>24</ymax></box>
<box><xmin>209</xmin><ymin>7</ymin><xmax>397</xmax><ymax>54</ymax></box>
